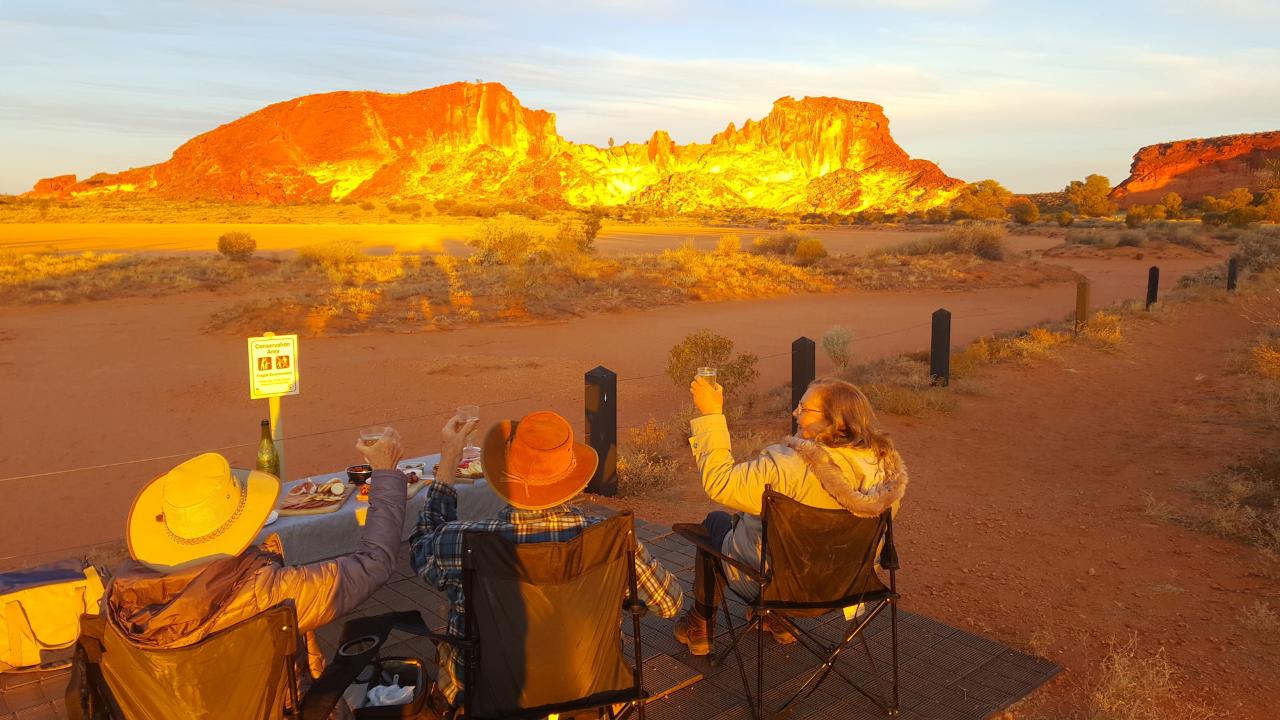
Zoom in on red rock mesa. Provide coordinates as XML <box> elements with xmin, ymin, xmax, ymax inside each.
<box><xmin>1111</xmin><ymin>131</ymin><xmax>1280</xmax><ymax>207</ymax></box>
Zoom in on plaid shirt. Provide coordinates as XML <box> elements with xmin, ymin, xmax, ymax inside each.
<box><xmin>409</xmin><ymin>481</ymin><xmax>683</xmax><ymax>704</ymax></box>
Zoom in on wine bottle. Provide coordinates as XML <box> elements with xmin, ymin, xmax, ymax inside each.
<box><xmin>256</xmin><ymin>419</ymin><xmax>280</xmax><ymax>477</ymax></box>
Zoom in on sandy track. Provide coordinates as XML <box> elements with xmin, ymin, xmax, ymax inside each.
<box><xmin>0</xmin><ymin>254</ymin><xmax>1219</xmax><ymax>564</ymax></box>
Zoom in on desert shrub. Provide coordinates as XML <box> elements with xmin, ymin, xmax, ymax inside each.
<box><xmin>1187</xmin><ymin>450</ymin><xmax>1280</xmax><ymax>551</ymax></box>
<box><xmin>951</xmin><ymin>327</ymin><xmax>1071</xmax><ymax>378</ymax></box>
<box><xmin>1239</xmin><ymin>601</ymin><xmax>1280</xmax><ymax>637</ymax></box>
<box><xmin>387</xmin><ymin>201</ymin><xmax>421</xmax><ymax>214</ymax></box>
<box><xmin>1066</xmin><ymin>229</ymin><xmax>1111</xmax><ymax>248</ymax></box>
<box><xmin>925</xmin><ymin>206</ymin><xmax>948</xmax><ymax>224</ymax></box>
<box><xmin>946</xmin><ymin>179</ymin><xmax>1012</xmax><ymax>221</ymax></box>
<box><xmin>1176</xmin><ymin>266</ymin><xmax>1226</xmax><ymax>291</ymax></box>
<box><xmin>750</xmin><ymin>230</ymin><xmax>808</xmax><ymax>256</ymax></box>
<box><xmin>666</xmin><ymin>329</ymin><xmax>760</xmax><ymax>397</ymax></box>
<box><xmin>716</xmin><ymin>233</ymin><xmax>741</xmax><ymax>255</ymax></box>
<box><xmin>1065</xmin><ymin>174</ymin><xmax>1116</xmax><ymax>216</ymax></box>
<box><xmin>821</xmin><ymin>325</ymin><xmax>853</xmax><ymax>369</ymax></box>
<box><xmin>616</xmin><ymin>418</ymin><xmax>678</xmax><ymax>497</ymax></box>
<box><xmin>297</xmin><ymin>240</ymin><xmax>363</xmax><ymax>268</ymax></box>
<box><xmin>1056</xmin><ymin>210</ymin><xmax>1075</xmax><ymax>227</ymax></box>
<box><xmin>887</xmin><ymin>224</ymin><xmax>1006</xmax><ymax>260</ymax></box>
<box><xmin>359</xmin><ymin>201</ymin><xmax>376</xmax><ymax>211</ymax></box>
<box><xmin>1009</xmin><ymin>197</ymin><xmax>1040</xmax><ymax>225</ymax></box>
<box><xmin>1233</xmin><ymin>228</ymin><xmax>1280</xmax><ymax>273</ymax></box>
<box><xmin>554</xmin><ymin>212</ymin><xmax>602</xmax><ymax>253</ymax></box>
<box><xmin>1116</xmin><ymin>231</ymin><xmax>1146</xmax><ymax>247</ymax></box>
<box><xmin>1202</xmin><ymin>187</ymin><xmax>1254</xmax><ymax>213</ymax></box>
<box><xmin>792</xmin><ymin>238</ymin><xmax>828</xmax><ymax>265</ymax></box>
<box><xmin>469</xmin><ymin>216</ymin><xmax>541</xmax><ymax>265</ymax></box>
<box><xmin>657</xmin><ymin>245</ymin><xmax>828</xmax><ymax>300</ymax></box>
<box><xmin>840</xmin><ymin>355</ymin><xmax>957</xmax><ymax>417</ymax></box>
<box><xmin>1161</xmin><ymin>192</ymin><xmax>1184</xmax><ymax>219</ymax></box>
<box><xmin>217</xmin><ymin>231</ymin><xmax>256</xmax><ymax>261</ymax></box>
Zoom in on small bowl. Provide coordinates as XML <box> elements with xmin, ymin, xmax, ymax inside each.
<box><xmin>398</xmin><ymin>461</ymin><xmax>426</xmax><ymax>482</ymax></box>
<box><xmin>346</xmin><ymin>464</ymin><xmax>373</xmax><ymax>484</ymax></box>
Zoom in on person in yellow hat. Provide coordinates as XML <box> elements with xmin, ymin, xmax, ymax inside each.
<box><xmin>74</xmin><ymin>425</ymin><xmax>443</xmax><ymax>718</ymax></box>
<box><xmin>409</xmin><ymin>410</ymin><xmax>684</xmax><ymax>707</ymax></box>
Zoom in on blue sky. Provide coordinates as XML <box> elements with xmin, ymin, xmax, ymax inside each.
<box><xmin>2</xmin><ymin>0</ymin><xmax>1277</xmax><ymax>194</ymax></box>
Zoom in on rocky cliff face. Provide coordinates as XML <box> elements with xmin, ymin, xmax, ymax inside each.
<box><xmin>1111</xmin><ymin>131</ymin><xmax>1280</xmax><ymax>207</ymax></box>
<box><xmin>28</xmin><ymin>82</ymin><xmax>961</xmax><ymax>213</ymax></box>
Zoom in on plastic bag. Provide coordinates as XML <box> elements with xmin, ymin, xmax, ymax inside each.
<box><xmin>365</xmin><ymin>674</ymin><xmax>415</xmax><ymax>707</ymax></box>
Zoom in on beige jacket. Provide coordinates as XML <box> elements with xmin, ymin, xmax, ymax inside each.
<box><xmin>688</xmin><ymin>414</ymin><xmax>906</xmax><ymax>599</ymax></box>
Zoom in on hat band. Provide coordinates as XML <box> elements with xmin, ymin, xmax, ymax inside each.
<box><xmin>161</xmin><ymin>480</ymin><xmax>249</xmax><ymax>546</ymax></box>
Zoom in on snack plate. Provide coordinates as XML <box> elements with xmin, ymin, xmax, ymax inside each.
<box><xmin>279</xmin><ymin>481</ymin><xmax>355</xmax><ymax>517</ymax></box>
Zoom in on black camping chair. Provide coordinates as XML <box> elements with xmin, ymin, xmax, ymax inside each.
<box><xmin>427</xmin><ymin>511</ymin><xmax>648</xmax><ymax>720</ymax></box>
<box><xmin>672</xmin><ymin>486</ymin><xmax>901</xmax><ymax>719</ymax></box>
<box><xmin>69</xmin><ymin>601</ymin><xmax>431</xmax><ymax>720</ymax></box>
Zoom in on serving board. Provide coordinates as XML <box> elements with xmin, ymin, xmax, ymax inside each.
<box><xmin>278</xmin><ymin>483</ymin><xmax>355</xmax><ymax>517</ymax></box>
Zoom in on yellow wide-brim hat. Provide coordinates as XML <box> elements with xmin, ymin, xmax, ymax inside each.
<box><xmin>127</xmin><ymin>453</ymin><xmax>280</xmax><ymax>572</ymax></box>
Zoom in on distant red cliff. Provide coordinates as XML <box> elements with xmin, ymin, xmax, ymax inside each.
<box><xmin>1111</xmin><ymin>131</ymin><xmax>1280</xmax><ymax>207</ymax></box>
<box><xmin>26</xmin><ymin>81</ymin><xmax>962</xmax><ymax>213</ymax></box>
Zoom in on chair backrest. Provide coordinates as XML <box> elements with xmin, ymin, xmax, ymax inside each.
<box><xmin>760</xmin><ymin>488</ymin><xmax>889</xmax><ymax>610</ymax></box>
<box><xmin>462</xmin><ymin>512</ymin><xmax>639</xmax><ymax>719</ymax></box>
<box><xmin>92</xmin><ymin>603</ymin><xmax>300</xmax><ymax>720</ymax></box>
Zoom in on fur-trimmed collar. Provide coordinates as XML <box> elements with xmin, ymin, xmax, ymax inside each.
<box><xmin>787</xmin><ymin>436</ymin><xmax>908</xmax><ymax>517</ymax></box>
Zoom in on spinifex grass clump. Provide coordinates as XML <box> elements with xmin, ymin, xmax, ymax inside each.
<box><xmin>880</xmin><ymin>224</ymin><xmax>1006</xmax><ymax>261</ymax></box>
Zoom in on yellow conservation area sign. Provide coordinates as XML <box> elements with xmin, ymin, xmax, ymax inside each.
<box><xmin>247</xmin><ymin>334</ymin><xmax>300</xmax><ymax>399</ymax></box>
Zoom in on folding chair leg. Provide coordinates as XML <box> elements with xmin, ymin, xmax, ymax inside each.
<box><xmin>756</xmin><ymin>612</ymin><xmax>765</xmax><ymax>720</ymax></box>
<box><xmin>889</xmin><ymin>596</ymin><xmax>900</xmax><ymax>717</ymax></box>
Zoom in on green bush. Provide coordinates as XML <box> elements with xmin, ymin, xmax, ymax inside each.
<box><xmin>297</xmin><ymin>240</ymin><xmax>363</xmax><ymax>268</ymax></box>
<box><xmin>359</xmin><ymin>201</ymin><xmax>376</xmax><ymax>211</ymax></box>
<box><xmin>554</xmin><ymin>212</ymin><xmax>602</xmax><ymax>253</ymax></box>
<box><xmin>1066</xmin><ymin>230</ymin><xmax>1112</xmax><ymax>248</ymax></box>
<box><xmin>792</xmin><ymin>238</ymin><xmax>828</xmax><ymax>265</ymax></box>
<box><xmin>1056</xmin><ymin>211</ymin><xmax>1075</xmax><ymax>227</ymax></box>
<box><xmin>1064</xmin><ymin>174</ymin><xmax>1116</xmax><ymax>217</ymax></box>
<box><xmin>750</xmin><ymin>230</ymin><xmax>808</xmax><ymax>255</ymax></box>
<box><xmin>1234</xmin><ymin>227</ymin><xmax>1280</xmax><ymax>272</ymax></box>
<box><xmin>946</xmin><ymin>179</ymin><xmax>1012</xmax><ymax>221</ymax></box>
<box><xmin>666</xmin><ymin>329</ymin><xmax>760</xmax><ymax>397</ymax></box>
<box><xmin>216</xmin><ymin>232</ymin><xmax>256</xmax><ymax>261</ymax></box>
<box><xmin>1116</xmin><ymin>231</ymin><xmax>1145</xmax><ymax>247</ymax></box>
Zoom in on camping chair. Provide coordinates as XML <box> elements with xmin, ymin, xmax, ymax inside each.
<box><xmin>68</xmin><ymin>601</ymin><xmax>430</xmax><ymax>720</ymax></box>
<box><xmin>672</xmin><ymin>487</ymin><xmax>900</xmax><ymax>719</ymax></box>
<box><xmin>430</xmin><ymin>511</ymin><xmax>649</xmax><ymax>720</ymax></box>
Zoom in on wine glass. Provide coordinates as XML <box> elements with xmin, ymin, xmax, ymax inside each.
<box><xmin>457</xmin><ymin>405</ymin><xmax>481</xmax><ymax>460</ymax></box>
<box><xmin>359</xmin><ymin>426</ymin><xmax>384</xmax><ymax>447</ymax></box>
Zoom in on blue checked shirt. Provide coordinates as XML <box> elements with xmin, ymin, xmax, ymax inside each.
<box><xmin>409</xmin><ymin>481</ymin><xmax>684</xmax><ymax>704</ymax></box>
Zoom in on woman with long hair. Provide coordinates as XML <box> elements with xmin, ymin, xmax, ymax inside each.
<box><xmin>674</xmin><ymin>376</ymin><xmax>908</xmax><ymax>656</ymax></box>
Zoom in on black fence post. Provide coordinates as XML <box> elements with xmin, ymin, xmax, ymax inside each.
<box><xmin>1227</xmin><ymin>258</ymin><xmax>1239</xmax><ymax>292</ymax></box>
<box><xmin>584</xmin><ymin>366</ymin><xmax>617</xmax><ymax>497</ymax></box>
<box><xmin>1145</xmin><ymin>266</ymin><xmax>1160</xmax><ymax>310</ymax></box>
<box><xmin>930</xmin><ymin>309</ymin><xmax>951</xmax><ymax>387</ymax></box>
<box><xmin>791</xmin><ymin>337</ymin><xmax>815</xmax><ymax>435</ymax></box>
<box><xmin>1075</xmin><ymin>280</ymin><xmax>1091</xmax><ymax>334</ymax></box>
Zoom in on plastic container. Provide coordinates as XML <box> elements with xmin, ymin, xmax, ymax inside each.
<box><xmin>352</xmin><ymin>657</ymin><xmax>427</xmax><ymax>718</ymax></box>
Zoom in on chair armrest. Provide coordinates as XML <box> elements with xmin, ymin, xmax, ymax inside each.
<box><xmin>671</xmin><ymin>523</ymin><xmax>766</xmax><ymax>583</ymax></box>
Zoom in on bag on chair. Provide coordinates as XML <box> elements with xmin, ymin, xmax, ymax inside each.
<box><xmin>0</xmin><ymin>559</ymin><xmax>105</xmax><ymax>671</ymax></box>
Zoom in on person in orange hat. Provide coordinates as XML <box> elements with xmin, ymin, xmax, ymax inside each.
<box><xmin>409</xmin><ymin>410</ymin><xmax>684</xmax><ymax>707</ymax></box>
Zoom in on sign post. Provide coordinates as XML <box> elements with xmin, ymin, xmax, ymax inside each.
<box><xmin>247</xmin><ymin>332</ymin><xmax>300</xmax><ymax>480</ymax></box>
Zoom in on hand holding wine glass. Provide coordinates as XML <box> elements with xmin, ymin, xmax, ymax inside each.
<box><xmin>457</xmin><ymin>404</ymin><xmax>481</xmax><ymax>460</ymax></box>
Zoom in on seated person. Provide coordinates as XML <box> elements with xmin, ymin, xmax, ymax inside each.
<box><xmin>410</xmin><ymin>411</ymin><xmax>684</xmax><ymax>706</ymax></box>
<box><xmin>75</xmin><ymin>428</ymin><xmax>409</xmax><ymax>718</ymax></box>
<box><xmin>675</xmin><ymin>377</ymin><xmax>908</xmax><ymax>656</ymax></box>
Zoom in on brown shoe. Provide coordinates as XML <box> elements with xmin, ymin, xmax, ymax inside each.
<box><xmin>750</xmin><ymin>610</ymin><xmax>797</xmax><ymax>645</ymax></box>
<box><xmin>674</xmin><ymin>611</ymin><xmax>713</xmax><ymax>656</ymax></box>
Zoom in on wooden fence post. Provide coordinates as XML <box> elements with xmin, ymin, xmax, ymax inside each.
<box><xmin>1146</xmin><ymin>266</ymin><xmax>1160</xmax><ymax>310</ymax></box>
<box><xmin>791</xmin><ymin>337</ymin><xmax>815</xmax><ymax>435</ymax></box>
<box><xmin>930</xmin><ymin>309</ymin><xmax>951</xmax><ymax>387</ymax></box>
<box><xmin>584</xmin><ymin>366</ymin><xmax>617</xmax><ymax>496</ymax></box>
<box><xmin>1227</xmin><ymin>258</ymin><xmax>1238</xmax><ymax>292</ymax></box>
<box><xmin>1075</xmin><ymin>280</ymin><xmax>1091</xmax><ymax>334</ymax></box>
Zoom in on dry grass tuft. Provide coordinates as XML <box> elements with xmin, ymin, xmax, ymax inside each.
<box><xmin>1237</xmin><ymin>601</ymin><xmax>1280</xmax><ymax>637</ymax></box>
<box><xmin>616</xmin><ymin>419</ymin><xmax>679</xmax><ymax>497</ymax></box>
<box><xmin>1184</xmin><ymin>449</ymin><xmax>1280</xmax><ymax>551</ymax></box>
<box><xmin>840</xmin><ymin>355</ymin><xmax>959</xmax><ymax>417</ymax></box>
<box><xmin>1080</xmin><ymin>311</ymin><xmax>1124</xmax><ymax>347</ymax></box>
<box><xmin>1088</xmin><ymin>637</ymin><xmax>1214</xmax><ymax>720</ymax></box>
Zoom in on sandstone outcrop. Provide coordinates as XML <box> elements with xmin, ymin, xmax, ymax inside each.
<box><xmin>1111</xmin><ymin>131</ymin><xmax>1280</xmax><ymax>207</ymax></box>
<box><xmin>27</xmin><ymin>82</ymin><xmax>961</xmax><ymax>213</ymax></box>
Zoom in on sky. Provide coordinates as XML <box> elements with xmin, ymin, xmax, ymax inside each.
<box><xmin>2</xmin><ymin>0</ymin><xmax>1278</xmax><ymax>195</ymax></box>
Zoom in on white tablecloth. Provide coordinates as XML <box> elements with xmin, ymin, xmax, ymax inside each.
<box><xmin>253</xmin><ymin>454</ymin><xmax>507</xmax><ymax>565</ymax></box>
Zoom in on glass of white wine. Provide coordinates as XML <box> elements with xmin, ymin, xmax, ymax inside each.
<box><xmin>359</xmin><ymin>426</ymin><xmax>384</xmax><ymax>447</ymax></box>
<box><xmin>457</xmin><ymin>405</ymin><xmax>481</xmax><ymax>460</ymax></box>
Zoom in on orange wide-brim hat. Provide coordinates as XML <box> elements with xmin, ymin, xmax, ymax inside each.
<box><xmin>481</xmin><ymin>411</ymin><xmax>598</xmax><ymax>511</ymax></box>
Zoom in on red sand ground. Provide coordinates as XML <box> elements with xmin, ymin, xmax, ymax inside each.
<box><xmin>3</xmin><ymin>252</ymin><xmax>1270</xmax><ymax>715</ymax></box>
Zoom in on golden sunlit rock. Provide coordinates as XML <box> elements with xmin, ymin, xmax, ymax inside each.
<box><xmin>1111</xmin><ymin>130</ymin><xmax>1280</xmax><ymax>207</ymax></box>
<box><xmin>26</xmin><ymin>81</ymin><xmax>961</xmax><ymax>213</ymax></box>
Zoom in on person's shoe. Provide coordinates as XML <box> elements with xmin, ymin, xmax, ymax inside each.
<box><xmin>750</xmin><ymin>609</ymin><xmax>797</xmax><ymax>645</ymax></box>
<box><xmin>674</xmin><ymin>611</ymin><xmax>713</xmax><ymax>656</ymax></box>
